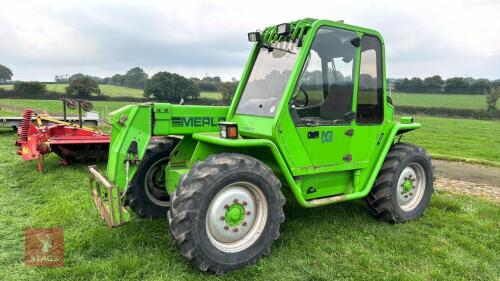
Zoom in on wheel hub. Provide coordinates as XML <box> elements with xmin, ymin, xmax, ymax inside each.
<box><xmin>225</xmin><ymin>203</ymin><xmax>245</xmax><ymax>227</ymax></box>
<box><xmin>144</xmin><ymin>158</ymin><xmax>170</xmax><ymax>207</ymax></box>
<box><xmin>397</xmin><ymin>163</ymin><xmax>426</xmax><ymax>211</ymax></box>
<box><xmin>206</xmin><ymin>182</ymin><xmax>268</xmax><ymax>253</ymax></box>
<box><xmin>402</xmin><ymin>178</ymin><xmax>413</xmax><ymax>193</ymax></box>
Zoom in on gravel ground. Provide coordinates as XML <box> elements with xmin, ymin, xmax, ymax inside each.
<box><xmin>434</xmin><ymin>160</ymin><xmax>500</xmax><ymax>203</ymax></box>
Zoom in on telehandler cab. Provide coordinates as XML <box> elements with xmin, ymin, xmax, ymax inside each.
<box><xmin>89</xmin><ymin>18</ymin><xmax>434</xmax><ymax>274</ymax></box>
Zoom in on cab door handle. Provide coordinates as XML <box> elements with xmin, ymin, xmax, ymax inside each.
<box><xmin>308</xmin><ymin>131</ymin><xmax>319</xmax><ymax>139</ymax></box>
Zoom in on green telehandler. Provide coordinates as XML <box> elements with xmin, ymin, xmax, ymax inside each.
<box><xmin>89</xmin><ymin>18</ymin><xmax>434</xmax><ymax>274</ymax></box>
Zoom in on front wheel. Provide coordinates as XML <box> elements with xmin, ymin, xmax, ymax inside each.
<box><xmin>366</xmin><ymin>143</ymin><xmax>434</xmax><ymax>223</ymax></box>
<box><xmin>168</xmin><ymin>153</ymin><xmax>285</xmax><ymax>274</ymax></box>
<box><xmin>126</xmin><ymin>138</ymin><xmax>178</xmax><ymax>218</ymax></box>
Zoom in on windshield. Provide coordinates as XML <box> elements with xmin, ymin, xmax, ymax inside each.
<box><xmin>236</xmin><ymin>42</ymin><xmax>300</xmax><ymax>117</ymax></box>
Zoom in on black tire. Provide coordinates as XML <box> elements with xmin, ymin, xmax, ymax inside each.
<box><xmin>168</xmin><ymin>153</ymin><xmax>285</xmax><ymax>274</ymax></box>
<box><xmin>126</xmin><ymin>138</ymin><xmax>179</xmax><ymax>218</ymax></box>
<box><xmin>366</xmin><ymin>142</ymin><xmax>434</xmax><ymax>223</ymax></box>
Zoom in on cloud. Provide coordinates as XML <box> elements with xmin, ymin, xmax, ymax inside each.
<box><xmin>0</xmin><ymin>0</ymin><xmax>499</xmax><ymax>80</ymax></box>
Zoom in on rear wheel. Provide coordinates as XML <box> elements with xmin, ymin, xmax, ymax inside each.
<box><xmin>366</xmin><ymin>142</ymin><xmax>434</xmax><ymax>223</ymax></box>
<box><xmin>126</xmin><ymin>138</ymin><xmax>178</xmax><ymax>218</ymax></box>
<box><xmin>168</xmin><ymin>153</ymin><xmax>285</xmax><ymax>274</ymax></box>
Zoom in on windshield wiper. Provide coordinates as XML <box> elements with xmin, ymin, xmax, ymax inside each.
<box><xmin>261</xmin><ymin>44</ymin><xmax>296</xmax><ymax>55</ymax></box>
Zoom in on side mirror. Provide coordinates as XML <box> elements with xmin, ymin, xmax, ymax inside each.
<box><xmin>345</xmin><ymin>111</ymin><xmax>356</xmax><ymax>121</ymax></box>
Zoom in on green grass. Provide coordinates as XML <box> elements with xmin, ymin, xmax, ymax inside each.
<box><xmin>0</xmin><ymin>110</ymin><xmax>18</xmax><ymax>117</ymax></box>
<box><xmin>0</xmin><ymin>97</ymin><xmax>498</xmax><ymax>163</ymax></box>
<box><xmin>401</xmin><ymin>116</ymin><xmax>500</xmax><ymax>163</ymax></box>
<box><xmin>0</xmin><ymin>84</ymin><xmax>144</xmax><ymax>98</ymax></box>
<box><xmin>99</xmin><ymin>85</ymin><xmax>144</xmax><ymax>98</ymax></box>
<box><xmin>0</xmin><ymin>85</ymin><xmax>488</xmax><ymax>110</ymax></box>
<box><xmin>0</xmin><ymin>84</ymin><xmax>222</xmax><ymax>100</ymax></box>
<box><xmin>0</xmin><ymin>131</ymin><xmax>498</xmax><ymax>280</ymax></box>
<box><xmin>392</xmin><ymin>92</ymin><xmax>486</xmax><ymax>110</ymax></box>
<box><xmin>200</xmin><ymin>91</ymin><xmax>222</xmax><ymax>100</ymax></box>
<box><xmin>0</xmin><ymin>99</ymin><xmax>130</xmax><ymax>118</ymax></box>
<box><xmin>0</xmin><ymin>85</ymin><xmax>13</xmax><ymax>90</ymax></box>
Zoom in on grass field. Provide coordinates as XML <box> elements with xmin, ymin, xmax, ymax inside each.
<box><xmin>0</xmin><ymin>84</ymin><xmax>144</xmax><ymax>98</ymax></box>
<box><xmin>0</xmin><ymin>131</ymin><xmax>497</xmax><ymax>280</ymax></box>
<box><xmin>401</xmin><ymin>116</ymin><xmax>500</xmax><ymax>163</ymax></box>
<box><xmin>0</xmin><ymin>98</ymin><xmax>498</xmax><ymax>163</ymax></box>
<box><xmin>392</xmin><ymin>92</ymin><xmax>486</xmax><ymax>110</ymax></box>
<box><xmin>0</xmin><ymin>99</ymin><xmax>130</xmax><ymax>118</ymax></box>
<box><xmin>200</xmin><ymin>91</ymin><xmax>222</xmax><ymax>100</ymax></box>
<box><xmin>0</xmin><ymin>84</ymin><xmax>224</xmax><ymax>101</ymax></box>
<box><xmin>2</xmin><ymin>84</ymin><xmax>488</xmax><ymax>110</ymax></box>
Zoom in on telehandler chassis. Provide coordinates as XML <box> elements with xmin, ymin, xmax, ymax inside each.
<box><xmin>89</xmin><ymin>18</ymin><xmax>434</xmax><ymax>274</ymax></box>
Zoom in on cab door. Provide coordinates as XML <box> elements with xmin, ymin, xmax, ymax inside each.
<box><xmin>290</xmin><ymin>26</ymin><xmax>359</xmax><ymax>169</ymax></box>
<box><xmin>351</xmin><ymin>35</ymin><xmax>385</xmax><ymax>164</ymax></box>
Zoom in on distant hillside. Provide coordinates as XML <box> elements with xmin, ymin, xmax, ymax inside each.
<box><xmin>0</xmin><ymin>84</ymin><xmax>144</xmax><ymax>98</ymax></box>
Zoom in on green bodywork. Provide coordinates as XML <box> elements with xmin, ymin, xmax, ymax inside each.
<box><xmin>98</xmin><ymin>18</ymin><xmax>421</xmax><ymax>224</ymax></box>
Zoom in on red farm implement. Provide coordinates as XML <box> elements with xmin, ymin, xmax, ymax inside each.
<box><xmin>15</xmin><ymin>99</ymin><xmax>110</xmax><ymax>172</ymax></box>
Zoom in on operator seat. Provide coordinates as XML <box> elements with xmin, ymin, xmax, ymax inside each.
<box><xmin>319</xmin><ymin>84</ymin><xmax>353</xmax><ymax>122</ymax></box>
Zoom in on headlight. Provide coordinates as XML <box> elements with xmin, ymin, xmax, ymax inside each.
<box><xmin>247</xmin><ymin>32</ymin><xmax>261</xmax><ymax>42</ymax></box>
<box><xmin>219</xmin><ymin>122</ymin><xmax>238</xmax><ymax>139</ymax></box>
<box><xmin>277</xmin><ymin>23</ymin><xmax>290</xmax><ymax>35</ymax></box>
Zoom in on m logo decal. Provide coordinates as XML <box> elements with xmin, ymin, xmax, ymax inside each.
<box><xmin>321</xmin><ymin>131</ymin><xmax>333</xmax><ymax>143</ymax></box>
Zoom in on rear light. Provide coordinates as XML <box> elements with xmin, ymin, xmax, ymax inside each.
<box><xmin>219</xmin><ymin>122</ymin><xmax>238</xmax><ymax>139</ymax></box>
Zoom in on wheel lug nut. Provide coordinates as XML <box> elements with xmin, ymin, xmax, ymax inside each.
<box><xmin>233</xmin><ymin>199</ymin><xmax>239</xmax><ymax>204</ymax></box>
<box><xmin>233</xmin><ymin>228</ymin><xmax>238</xmax><ymax>232</ymax></box>
<box><xmin>224</xmin><ymin>226</ymin><xmax>229</xmax><ymax>230</ymax></box>
<box><xmin>242</xmin><ymin>221</ymin><xmax>247</xmax><ymax>226</ymax></box>
<box><xmin>224</xmin><ymin>204</ymin><xmax>229</xmax><ymax>209</ymax></box>
<box><xmin>242</xmin><ymin>201</ymin><xmax>247</xmax><ymax>206</ymax></box>
<box><xmin>220</xmin><ymin>216</ymin><xmax>225</xmax><ymax>220</ymax></box>
<box><xmin>246</xmin><ymin>211</ymin><xmax>251</xmax><ymax>215</ymax></box>
<box><xmin>404</xmin><ymin>195</ymin><xmax>408</xmax><ymax>198</ymax></box>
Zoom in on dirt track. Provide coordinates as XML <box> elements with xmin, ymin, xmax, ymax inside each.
<box><xmin>434</xmin><ymin>160</ymin><xmax>500</xmax><ymax>203</ymax></box>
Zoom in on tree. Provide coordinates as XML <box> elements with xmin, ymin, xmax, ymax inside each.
<box><xmin>68</xmin><ymin>73</ymin><xmax>86</xmax><ymax>82</ymax></box>
<box><xmin>124</xmin><ymin>67</ymin><xmax>148</xmax><ymax>89</ymax></box>
<box><xmin>408</xmin><ymin>77</ymin><xmax>424</xmax><ymax>92</ymax></box>
<box><xmin>469</xmin><ymin>78</ymin><xmax>490</xmax><ymax>95</ymax></box>
<box><xmin>66</xmin><ymin>77</ymin><xmax>101</xmax><ymax>97</ymax></box>
<box><xmin>110</xmin><ymin>74</ymin><xmax>125</xmax><ymax>86</ymax></box>
<box><xmin>13</xmin><ymin>81</ymin><xmax>46</xmax><ymax>96</ymax></box>
<box><xmin>485</xmin><ymin>86</ymin><xmax>500</xmax><ymax>112</ymax></box>
<box><xmin>394</xmin><ymin>78</ymin><xmax>410</xmax><ymax>92</ymax></box>
<box><xmin>0</xmin><ymin>64</ymin><xmax>13</xmax><ymax>84</ymax></box>
<box><xmin>219</xmin><ymin>81</ymin><xmax>238</xmax><ymax>103</ymax></box>
<box><xmin>423</xmin><ymin>75</ymin><xmax>443</xmax><ymax>93</ymax></box>
<box><xmin>444</xmin><ymin>77</ymin><xmax>468</xmax><ymax>94</ymax></box>
<box><xmin>144</xmin><ymin>71</ymin><xmax>200</xmax><ymax>102</ymax></box>
<box><xmin>54</xmin><ymin>75</ymin><xmax>69</xmax><ymax>83</ymax></box>
<box><xmin>202</xmin><ymin>76</ymin><xmax>221</xmax><ymax>83</ymax></box>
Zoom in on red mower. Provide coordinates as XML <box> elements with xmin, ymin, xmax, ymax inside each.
<box><xmin>15</xmin><ymin>98</ymin><xmax>110</xmax><ymax>172</ymax></box>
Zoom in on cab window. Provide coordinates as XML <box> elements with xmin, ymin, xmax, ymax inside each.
<box><xmin>357</xmin><ymin>35</ymin><xmax>383</xmax><ymax>124</ymax></box>
<box><xmin>291</xmin><ymin>26</ymin><xmax>357</xmax><ymax>126</ymax></box>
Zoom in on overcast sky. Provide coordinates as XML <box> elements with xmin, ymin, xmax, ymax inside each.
<box><xmin>1</xmin><ymin>0</ymin><xmax>499</xmax><ymax>81</ymax></box>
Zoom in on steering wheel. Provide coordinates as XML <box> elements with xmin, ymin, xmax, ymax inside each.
<box><xmin>293</xmin><ymin>86</ymin><xmax>310</xmax><ymax>108</ymax></box>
